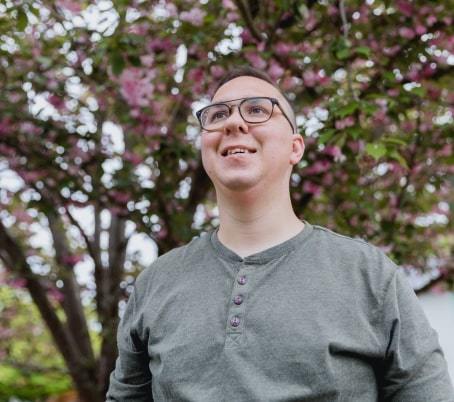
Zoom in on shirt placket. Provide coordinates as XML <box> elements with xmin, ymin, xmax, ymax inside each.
<box><xmin>225</xmin><ymin>261</ymin><xmax>250</xmax><ymax>348</ymax></box>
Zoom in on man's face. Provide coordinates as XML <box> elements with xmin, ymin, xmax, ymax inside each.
<box><xmin>200</xmin><ymin>76</ymin><xmax>304</xmax><ymax>193</ymax></box>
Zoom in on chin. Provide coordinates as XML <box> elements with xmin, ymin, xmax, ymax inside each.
<box><xmin>218</xmin><ymin>176</ymin><xmax>262</xmax><ymax>192</ymax></box>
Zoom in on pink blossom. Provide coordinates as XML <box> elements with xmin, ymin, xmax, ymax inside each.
<box><xmin>210</xmin><ymin>65</ymin><xmax>225</xmax><ymax>79</ymax></box>
<box><xmin>426</xmin><ymin>86</ymin><xmax>441</xmax><ymax>100</ymax></box>
<box><xmin>268</xmin><ymin>61</ymin><xmax>284</xmax><ymax>80</ymax></box>
<box><xmin>303</xmin><ymin>181</ymin><xmax>322</xmax><ymax>196</ymax></box>
<box><xmin>387</xmin><ymin>88</ymin><xmax>399</xmax><ymax>97</ymax></box>
<box><xmin>244</xmin><ymin>52</ymin><xmax>267</xmax><ymax>69</ymax></box>
<box><xmin>372</xmin><ymin>109</ymin><xmax>389</xmax><ymax>125</ymax></box>
<box><xmin>396</xmin><ymin>0</ymin><xmax>413</xmax><ymax>17</ymax></box>
<box><xmin>48</xmin><ymin>94</ymin><xmax>65</xmax><ymax>110</ymax></box>
<box><xmin>123</xmin><ymin>150</ymin><xmax>143</xmax><ymax>166</ymax></box>
<box><xmin>180</xmin><ymin>8</ymin><xmax>206</xmax><ymax>27</ymax></box>
<box><xmin>414</xmin><ymin>25</ymin><xmax>427</xmax><ymax>35</ymax></box>
<box><xmin>140</xmin><ymin>55</ymin><xmax>154</xmax><ymax>67</ymax></box>
<box><xmin>439</xmin><ymin>144</ymin><xmax>452</xmax><ymax>157</ymax></box>
<box><xmin>110</xmin><ymin>191</ymin><xmax>131</xmax><ymax>204</ymax></box>
<box><xmin>187</xmin><ymin>68</ymin><xmax>205</xmax><ymax>94</ymax></box>
<box><xmin>226</xmin><ymin>11</ymin><xmax>239</xmax><ymax>23</ymax></box>
<box><xmin>240</xmin><ymin>30</ymin><xmax>254</xmax><ymax>45</ymax></box>
<box><xmin>0</xmin><ymin>118</ymin><xmax>12</xmax><ymax>136</ymax></box>
<box><xmin>56</xmin><ymin>0</ymin><xmax>82</xmax><ymax>13</ymax></box>
<box><xmin>422</xmin><ymin>64</ymin><xmax>436</xmax><ymax>78</ymax></box>
<box><xmin>335</xmin><ymin>116</ymin><xmax>355</xmax><ymax>130</ymax></box>
<box><xmin>304</xmin><ymin>160</ymin><xmax>332</xmax><ymax>175</ymax></box>
<box><xmin>48</xmin><ymin>288</ymin><xmax>65</xmax><ymax>302</ymax></box>
<box><xmin>426</xmin><ymin>15</ymin><xmax>437</xmax><ymax>26</ymax></box>
<box><xmin>327</xmin><ymin>5</ymin><xmax>339</xmax><ymax>16</ymax></box>
<box><xmin>280</xmin><ymin>76</ymin><xmax>299</xmax><ymax>91</ymax></box>
<box><xmin>62</xmin><ymin>254</ymin><xmax>84</xmax><ymax>266</ymax></box>
<box><xmin>163</xmin><ymin>3</ymin><xmax>178</xmax><ymax>17</ymax></box>
<box><xmin>407</xmin><ymin>65</ymin><xmax>421</xmax><ymax>81</ymax></box>
<box><xmin>323</xmin><ymin>145</ymin><xmax>342</xmax><ymax>159</ymax></box>
<box><xmin>8</xmin><ymin>278</ymin><xmax>27</xmax><ymax>288</ymax></box>
<box><xmin>302</xmin><ymin>70</ymin><xmax>318</xmax><ymax>87</ymax></box>
<box><xmin>19</xmin><ymin>170</ymin><xmax>43</xmax><ymax>183</ymax></box>
<box><xmin>321</xmin><ymin>172</ymin><xmax>334</xmax><ymax>186</ymax></box>
<box><xmin>156</xmin><ymin>227</ymin><xmax>168</xmax><ymax>240</ymax></box>
<box><xmin>9</xmin><ymin>92</ymin><xmax>22</xmax><ymax>103</ymax></box>
<box><xmin>305</xmin><ymin>11</ymin><xmax>317</xmax><ymax>31</ymax></box>
<box><xmin>419</xmin><ymin>6</ymin><xmax>432</xmax><ymax>15</ymax></box>
<box><xmin>399</xmin><ymin>27</ymin><xmax>415</xmax><ymax>39</ymax></box>
<box><xmin>222</xmin><ymin>0</ymin><xmax>237</xmax><ymax>10</ymax></box>
<box><xmin>118</xmin><ymin>67</ymin><xmax>155</xmax><ymax>107</ymax></box>
<box><xmin>147</xmin><ymin>38</ymin><xmax>174</xmax><ymax>53</ymax></box>
<box><xmin>128</xmin><ymin>24</ymin><xmax>148</xmax><ymax>36</ymax></box>
<box><xmin>275</xmin><ymin>42</ymin><xmax>293</xmax><ymax>56</ymax></box>
<box><xmin>13</xmin><ymin>210</ymin><xmax>33</xmax><ymax>224</ymax></box>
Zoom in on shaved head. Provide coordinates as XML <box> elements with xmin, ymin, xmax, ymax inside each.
<box><xmin>211</xmin><ymin>66</ymin><xmax>297</xmax><ymax>133</ymax></box>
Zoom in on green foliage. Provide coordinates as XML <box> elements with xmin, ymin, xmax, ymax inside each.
<box><xmin>0</xmin><ymin>287</ymin><xmax>71</xmax><ymax>401</ymax></box>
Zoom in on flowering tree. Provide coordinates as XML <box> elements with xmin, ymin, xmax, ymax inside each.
<box><xmin>0</xmin><ymin>0</ymin><xmax>453</xmax><ymax>400</ymax></box>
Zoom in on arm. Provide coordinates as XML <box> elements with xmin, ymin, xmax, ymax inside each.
<box><xmin>106</xmin><ymin>289</ymin><xmax>153</xmax><ymax>401</ymax></box>
<box><xmin>379</xmin><ymin>266</ymin><xmax>454</xmax><ymax>401</ymax></box>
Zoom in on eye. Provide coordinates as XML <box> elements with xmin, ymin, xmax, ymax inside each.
<box><xmin>210</xmin><ymin>110</ymin><xmax>228</xmax><ymax>122</ymax></box>
<box><xmin>248</xmin><ymin>106</ymin><xmax>267</xmax><ymax>115</ymax></box>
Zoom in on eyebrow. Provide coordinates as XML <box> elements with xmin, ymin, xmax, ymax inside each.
<box><xmin>211</xmin><ymin>95</ymin><xmax>256</xmax><ymax>103</ymax></box>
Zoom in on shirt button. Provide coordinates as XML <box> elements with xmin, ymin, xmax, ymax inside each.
<box><xmin>237</xmin><ymin>275</ymin><xmax>247</xmax><ymax>285</ymax></box>
<box><xmin>233</xmin><ymin>295</ymin><xmax>243</xmax><ymax>305</ymax></box>
<box><xmin>230</xmin><ymin>316</ymin><xmax>240</xmax><ymax>327</ymax></box>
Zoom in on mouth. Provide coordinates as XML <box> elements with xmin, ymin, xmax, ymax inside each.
<box><xmin>221</xmin><ymin>147</ymin><xmax>257</xmax><ymax>157</ymax></box>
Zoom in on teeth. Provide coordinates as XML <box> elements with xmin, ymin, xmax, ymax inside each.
<box><xmin>227</xmin><ymin>148</ymin><xmax>248</xmax><ymax>155</ymax></box>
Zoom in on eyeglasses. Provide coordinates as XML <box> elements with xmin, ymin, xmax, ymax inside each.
<box><xmin>196</xmin><ymin>96</ymin><xmax>295</xmax><ymax>133</ymax></box>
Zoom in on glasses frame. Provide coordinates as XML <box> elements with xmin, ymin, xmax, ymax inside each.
<box><xmin>196</xmin><ymin>96</ymin><xmax>295</xmax><ymax>133</ymax></box>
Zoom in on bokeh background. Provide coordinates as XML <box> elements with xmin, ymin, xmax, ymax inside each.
<box><xmin>0</xmin><ymin>0</ymin><xmax>453</xmax><ymax>400</ymax></box>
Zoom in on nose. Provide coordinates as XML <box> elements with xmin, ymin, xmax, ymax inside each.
<box><xmin>224</xmin><ymin>105</ymin><xmax>249</xmax><ymax>135</ymax></box>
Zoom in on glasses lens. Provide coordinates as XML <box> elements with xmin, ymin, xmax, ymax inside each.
<box><xmin>240</xmin><ymin>98</ymin><xmax>273</xmax><ymax>123</ymax></box>
<box><xmin>200</xmin><ymin>104</ymin><xmax>230</xmax><ymax>130</ymax></box>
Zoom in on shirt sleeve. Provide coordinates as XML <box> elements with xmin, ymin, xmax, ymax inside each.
<box><xmin>379</xmin><ymin>266</ymin><xmax>454</xmax><ymax>401</ymax></box>
<box><xmin>106</xmin><ymin>288</ymin><xmax>153</xmax><ymax>401</ymax></box>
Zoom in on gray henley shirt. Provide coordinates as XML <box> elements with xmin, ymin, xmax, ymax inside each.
<box><xmin>106</xmin><ymin>221</ymin><xmax>454</xmax><ymax>401</ymax></box>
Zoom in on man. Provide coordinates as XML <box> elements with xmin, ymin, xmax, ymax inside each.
<box><xmin>107</xmin><ymin>67</ymin><xmax>454</xmax><ymax>401</ymax></box>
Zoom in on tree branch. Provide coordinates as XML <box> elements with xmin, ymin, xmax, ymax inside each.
<box><xmin>233</xmin><ymin>0</ymin><xmax>266</xmax><ymax>42</ymax></box>
<box><xmin>0</xmin><ymin>219</ymin><xmax>97</xmax><ymax>399</ymax></box>
<box><xmin>47</xmin><ymin>212</ymin><xmax>96</xmax><ymax>365</ymax></box>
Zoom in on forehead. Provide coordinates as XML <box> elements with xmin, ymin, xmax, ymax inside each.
<box><xmin>212</xmin><ymin>76</ymin><xmax>283</xmax><ymax>103</ymax></box>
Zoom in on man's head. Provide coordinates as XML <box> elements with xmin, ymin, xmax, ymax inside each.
<box><xmin>198</xmin><ymin>66</ymin><xmax>304</xmax><ymax>194</ymax></box>
<box><xmin>210</xmin><ymin>67</ymin><xmax>297</xmax><ymax>133</ymax></box>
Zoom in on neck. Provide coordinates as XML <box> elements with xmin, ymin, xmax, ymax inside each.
<box><xmin>215</xmin><ymin>183</ymin><xmax>304</xmax><ymax>257</ymax></box>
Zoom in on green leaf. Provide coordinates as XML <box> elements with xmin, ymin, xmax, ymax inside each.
<box><xmin>17</xmin><ymin>8</ymin><xmax>28</xmax><ymax>31</ymax></box>
<box><xmin>365</xmin><ymin>143</ymin><xmax>387</xmax><ymax>160</ymax></box>
<box><xmin>382</xmin><ymin>136</ymin><xmax>407</xmax><ymax>146</ymax></box>
<box><xmin>360</xmin><ymin>102</ymin><xmax>378</xmax><ymax>116</ymax></box>
<box><xmin>409</xmin><ymin>86</ymin><xmax>426</xmax><ymax>97</ymax></box>
<box><xmin>336</xmin><ymin>48</ymin><xmax>350</xmax><ymax>60</ymax></box>
<box><xmin>128</xmin><ymin>55</ymin><xmax>141</xmax><ymax>67</ymax></box>
<box><xmin>29</xmin><ymin>5</ymin><xmax>40</xmax><ymax>18</ymax></box>
<box><xmin>110</xmin><ymin>51</ymin><xmax>125</xmax><ymax>76</ymax></box>
<box><xmin>355</xmin><ymin>46</ymin><xmax>371</xmax><ymax>58</ymax></box>
<box><xmin>318</xmin><ymin>129</ymin><xmax>335</xmax><ymax>144</ymax></box>
<box><xmin>389</xmin><ymin>150</ymin><xmax>409</xmax><ymax>168</ymax></box>
<box><xmin>335</xmin><ymin>102</ymin><xmax>359</xmax><ymax>118</ymax></box>
<box><xmin>383</xmin><ymin>71</ymin><xmax>395</xmax><ymax>82</ymax></box>
<box><xmin>346</xmin><ymin>127</ymin><xmax>363</xmax><ymax>139</ymax></box>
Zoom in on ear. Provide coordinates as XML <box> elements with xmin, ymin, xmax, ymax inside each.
<box><xmin>289</xmin><ymin>134</ymin><xmax>305</xmax><ymax>165</ymax></box>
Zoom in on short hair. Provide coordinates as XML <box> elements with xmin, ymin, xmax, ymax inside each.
<box><xmin>211</xmin><ymin>66</ymin><xmax>297</xmax><ymax>131</ymax></box>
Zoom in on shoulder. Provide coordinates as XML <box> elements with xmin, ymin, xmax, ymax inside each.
<box><xmin>133</xmin><ymin>232</ymin><xmax>212</xmax><ymax>295</ymax></box>
<box><xmin>307</xmin><ymin>223</ymin><xmax>398</xmax><ymax>289</ymax></box>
